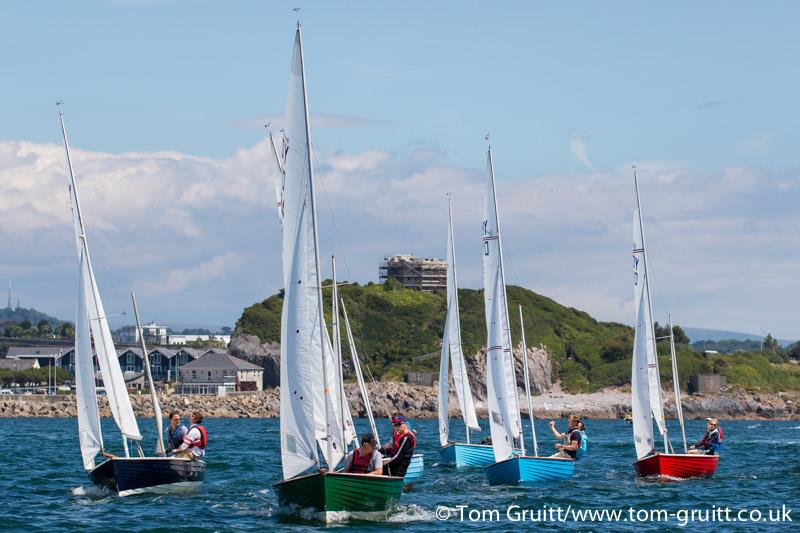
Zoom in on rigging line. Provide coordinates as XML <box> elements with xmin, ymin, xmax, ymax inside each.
<box><xmin>309</xmin><ymin>142</ymin><xmax>355</xmax><ymax>283</ymax></box>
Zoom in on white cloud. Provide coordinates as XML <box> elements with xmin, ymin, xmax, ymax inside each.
<box><xmin>569</xmin><ymin>133</ymin><xmax>593</xmax><ymax>171</ymax></box>
<box><xmin>1</xmin><ymin>138</ymin><xmax>799</xmax><ymax>338</ymax></box>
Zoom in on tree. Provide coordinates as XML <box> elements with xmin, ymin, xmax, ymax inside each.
<box><xmin>221</xmin><ymin>326</ymin><xmax>232</xmax><ymax>335</ymax></box>
<box><xmin>19</xmin><ymin>320</ymin><xmax>32</xmax><ymax>331</ymax></box>
<box><xmin>38</xmin><ymin>320</ymin><xmax>52</xmax><ymax>336</ymax></box>
<box><xmin>763</xmin><ymin>333</ymin><xmax>779</xmax><ymax>353</ymax></box>
<box><xmin>671</xmin><ymin>324</ymin><xmax>689</xmax><ymax>344</ymax></box>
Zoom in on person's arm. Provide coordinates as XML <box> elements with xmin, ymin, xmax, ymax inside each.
<box><xmin>342</xmin><ymin>453</ymin><xmax>353</xmax><ymax>473</ymax></box>
<box><xmin>384</xmin><ymin>435</ymin><xmax>411</xmax><ymax>464</ymax></box>
<box><xmin>548</xmin><ymin>421</ymin><xmax>564</xmax><ymax>440</ymax></box>
<box><xmin>175</xmin><ymin>428</ymin><xmax>196</xmax><ymax>452</ymax></box>
<box><xmin>368</xmin><ymin>451</ymin><xmax>383</xmax><ymax>475</ymax></box>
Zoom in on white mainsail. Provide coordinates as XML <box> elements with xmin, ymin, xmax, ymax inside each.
<box><xmin>482</xmin><ymin>147</ymin><xmax>523</xmax><ymax>462</ymax></box>
<box><xmin>669</xmin><ymin>315</ymin><xmax>688</xmax><ymax>453</ymax></box>
<box><xmin>632</xmin><ymin>175</ymin><xmax>668</xmax><ymax>445</ymax></box>
<box><xmin>61</xmin><ymin>112</ymin><xmax>141</xmax><ymax>444</ymax></box>
<box><xmin>439</xmin><ymin>197</ymin><xmax>480</xmax><ymax>447</ymax></box>
<box><xmin>631</xmin><ymin>275</ymin><xmax>655</xmax><ymax>459</ymax></box>
<box><xmin>75</xmin><ymin>250</ymin><xmax>103</xmax><ymax>470</ymax></box>
<box><xmin>278</xmin><ymin>25</ymin><xmax>344</xmax><ymax>478</ymax></box>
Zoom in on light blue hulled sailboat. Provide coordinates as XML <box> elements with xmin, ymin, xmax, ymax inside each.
<box><xmin>438</xmin><ymin>196</ymin><xmax>495</xmax><ymax>468</ymax></box>
<box><xmin>481</xmin><ymin>146</ymin><xmax>574</xmax><ymax>486</ymax></box>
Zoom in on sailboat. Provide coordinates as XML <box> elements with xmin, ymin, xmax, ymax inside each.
<box><xmin>61</xmin><ymin>111</ymin><xmax>204</xmax><ymax>495</ymax></box>
<box><xmin>270</xmin><ymin>23</ymin><xmax>403</xmax><ymax>521</ymax></box>
<box><xmin>481</xmin><ymin>146</ymin><xmax>574</xmax><ymax>486</ymax></box>
<box><xmin>630</xmin><ymin>171</ymin><xmax>719</xmax><ymax>479</ymax></box>
<box><xmin>438</xmin><ymin>196</ymin><xmax>488</xmax><ymax>467</ymax></box>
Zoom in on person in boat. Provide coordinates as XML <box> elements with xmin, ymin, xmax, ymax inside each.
<box><xmin>342</xmin><ymin>433</ymin><xmax>383</xmax><ymax>475</ymax></box>
<box><xmin>165</xmin><ymin>410</ymin><xmax>188</xmax><ymax>453</ymax></box>
<box><xmin>173</xmin><ymin>411</ymin><xmax>207</xmax><ymax>461</ymax></box>
<box><xmin>379</xmin><ymin>414</ymin><xmax>416</xmax><ymax>477</ymax></box>
<box><xmin>688</xmin><ymin>417</ymin><xmax>723</xmax><ymax>455</ymax></box>
<box><xmin>549</xmin><ymin>415</ymin><xmax>587</xmax><ymax>460</ymax></box>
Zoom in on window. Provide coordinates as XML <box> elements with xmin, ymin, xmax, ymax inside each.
<box><xmin>207</xmin><ymin>371</ymin><xmax>212</xmax><ymax>381</ymax></box>
<box><xmin>126</xmin><ymin>351</ymin><xmax>136</xmax><ymax>372</ymax></box>
<box><xmin>191</xmin><ymin>370</ymin><xmax>196</xmax><ymax>380</ymax></box>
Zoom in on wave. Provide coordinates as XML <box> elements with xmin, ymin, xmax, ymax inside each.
<box><xmin>387</xmin><ymin>504</ymin><xmax>436</xmax><ymax>522</ymax></box>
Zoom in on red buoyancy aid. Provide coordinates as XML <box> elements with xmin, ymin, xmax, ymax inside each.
<box><xmin>350</xmin><ymin>448</ymin><xmax>372</xmax><ymax>473</ymax></box>
<box><xmin>191</xmin><ymin>424</ymin><xmax>207</xmax><ymax>449</ymax></box>
<box><xmin>392</xmin><ymin>428</ymin><xmax>416</xmax><ymax>451</ymax></box>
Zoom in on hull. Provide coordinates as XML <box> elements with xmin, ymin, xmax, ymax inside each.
<box><xmin>273</xmin><ymin>471</ymin><xmax>404</xmax><ymax>522</ymax></box>
<box><xmin>403</xmin><ymin>453</ymin><xmax>424</xmax><ymax>486</ymax></box>
<box><xmin>486</xmin><ymin>456</ymin><xmax>574</xmax><ymax>486</ymax></box>
<box><xmin>440</xmin><ymin>443</ymin><xmax>495</xmax><ymax>467</ymax></box>
<box><xmin>634</xmin><ymin>453</ymin><xmax>719</xmax><ymax>479</ymax></box>
<box><xmin>88</xmin><ymin>457</ymin><xmax>205</xmax><ymax>496</ymax></box>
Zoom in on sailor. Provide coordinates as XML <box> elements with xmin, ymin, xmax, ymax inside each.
<box><xmin>379</xmin><ymin>414</ymin><xmax>416</xmax><ymax>477</ymax></box>
<box><xmin>165</xmin><ymin>411</ymin><xmax>188</xmax><ymax>452</ymax></box>
<box><xmin>173</xmin><ymin>411</ymin><xmax>207</xmax><ymax>460</ymax></box>
<box><xmin>688</xmin><ymin>418</ymin><xmax>723</xmax><ymax>455</ymax></box>
<box><xmin>342</xmin><ymin>433</ymin><xmax>383</xmax><ymax>475</ymax></box>
<box><xmin>549</xmin><ymin>415</ymin><xmax>588</xmax><ymax>460</ymax></box>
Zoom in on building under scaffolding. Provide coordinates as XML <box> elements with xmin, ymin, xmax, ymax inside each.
<box><xmin>379</xmin><ymin>254</ymin><xmax>447</xmax><ymax>292</ymax></box>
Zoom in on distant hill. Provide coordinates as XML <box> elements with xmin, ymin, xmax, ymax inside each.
<box><xmin>684</xmin><ymin>327</ymin><xmax>794</xmax><ymax>347</ymax></box>
<box><xmin>236</xmin><ymin>281</ymin><xmax>800</xmax><ymax>393</ymax></box>
<box><xmin>0</xmin><ymin>307</ymin><xmax>63</xmax><ymax>327</ymax></box>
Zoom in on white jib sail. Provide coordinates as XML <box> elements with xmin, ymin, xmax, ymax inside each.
<box><xmin>61</xmin><ymin>112</ymin><xmax>141</xmax><ymax>442</ymax></box>
<box><xmin>482</xmin><ymin>148</ymin><xmax>522</xmax><ymax>462</ymax></box>
<box><xmin>633</xmin><ymin>181</ymin><xmax>667</xmax><ymax>440</ymax></box>
<box><xmin>75</xmin><ymin>249</ymin><xmax>103</xmax><ymax>470</ymax></box>
<box><xmin>343</xmin><ymin>300</ymin><xmax>381</xmax><ymax>445</ymax></box>
<box><xmin>278</xmin><ymin>25</ymin><xmax>343</xmax><ymax>478</ymax></box>
<box><xmin>439</xmin><ymin>199</ymin><xmax>480</xmax><ymax>447</ymax></box>
<box><xmin>631</xmin><ymin>272</ymin><xmax>655</xmax><ymax>459</ymax></box>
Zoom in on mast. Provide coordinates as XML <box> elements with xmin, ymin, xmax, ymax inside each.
<box><xmin>131</xmin><ymin>291</ymin><xmax>165</xmax><ymax>456</ymax></box>
<box><xmin>487</xmin><ymin>146</ymin><xmax>524</xmax><ymax>454</ymax></box>
<box><xmin>297</xmin><ymin>22</ymin><xmax>334</xmax><ymax>465</ymax></box>
<box><xmin>342</xmin><ymin>300</ymin><xmax>380</xmax><ymax>445</ymax></box>
<box><xmin>668</xmin><ymin>315</ymin><xmax>688</xmax><ymax>453</ymax></box>
<box><xmin>518</xmin><ymin>306</ymin><xmax>538</xmax><ymax>456</ymax></box>
<box><xmin>331</xmin><ymin>256</ymin><xmax>348</xmax><ymax>451</ymax></box>
<box><xmin>633</xmin><ymin>170</ymin><xmax>669</xmax><ymax>453</ymax></box>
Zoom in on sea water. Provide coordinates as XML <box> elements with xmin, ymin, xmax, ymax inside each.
<box><xmin>0</xmin><ymin>417</ymin><xmax>797</xmax><ymax>531</ymax></box>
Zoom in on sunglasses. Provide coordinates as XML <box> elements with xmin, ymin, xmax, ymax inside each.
<box><xmin>392</xmin><ymin>422</ymin><xmax>403</xmax><ymax>426</ymax></box>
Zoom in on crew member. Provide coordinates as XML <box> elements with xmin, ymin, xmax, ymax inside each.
<box><xmin>549</xmin><ymin>415</ymin><xmax>587</xmax><ymax>460</ymax></box>
<box><xmin>380</xmin><ymin>414</ymin><xmax>416</xmax><ymax>477</ymax></box>
<box><xmin>342</xmin><ymin>433</ymin><xmax>383</xmax><ymax>475</ymax></box>
<box><xmin>165</xmin><ymin>411</ymin><xmax>188</xmax><ymax>452</ymax></box>
<box><xmin>689</xmin><ymin>418</ymin><xmax>723</xmax><ymax>455</ymax></box>
<box><xmin>174</xmin><ymin>411</ymin><xmax>207</xmax><ymax>460</ymax></box>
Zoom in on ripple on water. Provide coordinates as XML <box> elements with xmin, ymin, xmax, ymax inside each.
<box><xmin>0</xmin><ymin>418</ymin><xmax>795</xmax><ymax>531</ymax></box>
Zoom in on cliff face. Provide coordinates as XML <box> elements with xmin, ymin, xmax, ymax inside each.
<box><xmin>227</xmin><ymin>334</ymin><xmax>280</xmax><ymax>387</ymax></box>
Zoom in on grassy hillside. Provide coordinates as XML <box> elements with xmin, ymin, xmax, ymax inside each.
<box><xmin>235</xmin><ymin>281</ymin><xmax>800</xmax><ymax>392</ymax></box>
<box><xmin>0</xmin><ymin>307</ymin><xmax>62</xmax><ymax>327</ymax></box>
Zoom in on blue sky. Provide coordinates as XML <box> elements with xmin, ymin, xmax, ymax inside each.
<box><xmin>2</xmin><ymin>1</ymin><xmax>799</xmax><ymax>338</ymax></box>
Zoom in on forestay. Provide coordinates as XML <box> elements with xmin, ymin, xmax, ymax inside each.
<box><xmin>482</xmin><ymin>147</ymin><xmax>522</xmax><ymax>462</ymax></box>
<box><xmin>439</xmin><ymin>198</ymin><xmax>480</xmax><ymax>447</ymax></box>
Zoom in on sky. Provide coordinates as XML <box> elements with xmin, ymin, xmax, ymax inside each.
<box><xmin>1</xmin><ymin>1</ymin><xmax>799</xmax><ymax>338</ymax></box>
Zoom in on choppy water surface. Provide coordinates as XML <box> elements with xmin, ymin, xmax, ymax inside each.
<box><xmin>0</xmin><ymin>416</ymin><xmax>797</xmax><ymax>531</ymax></box>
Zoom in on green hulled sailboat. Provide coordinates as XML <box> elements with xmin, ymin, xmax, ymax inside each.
<box><xmin>269</xmin><ymin>21</ymin><xmax>403</xmax><ymax>522</ymax></box>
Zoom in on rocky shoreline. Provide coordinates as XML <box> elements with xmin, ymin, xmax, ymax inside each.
<box><xmin>1</xmin><ymin>383</ymin><xmax>797</xmax><ymax>420</ymax></box>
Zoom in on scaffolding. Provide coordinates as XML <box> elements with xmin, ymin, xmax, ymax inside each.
<box><xmin>379</xmin><ymin>254</ymin><xmax>447</xmax><ymax>292</ymax></box>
